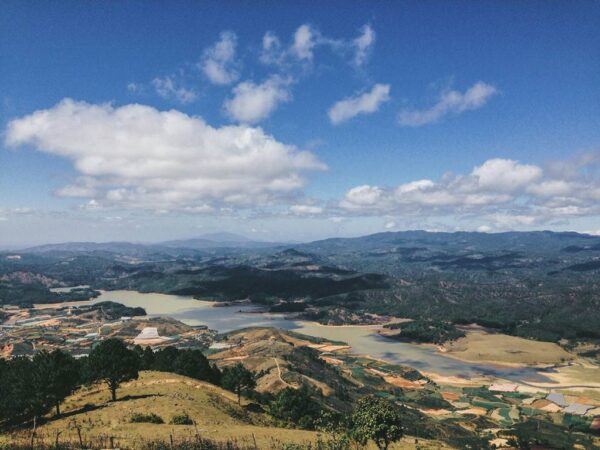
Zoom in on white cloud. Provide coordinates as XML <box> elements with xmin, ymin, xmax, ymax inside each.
<box><xmin>483</xmin><ymin>213</ymin><xmax>538</xmax><ymax>229</ymax></box>
<box><xmin>341</xmin><ymin>159</ymin><xmax>536</xmax><ymax>212</ymax></box>
<box><xmin>289</xmin><ymin>204</ymin><xmax>323</xmax><ymax>215</ymax></box>
<box><xmin>525</xmin><ymin>180</ymin><xmax>573</xmax><ymax>197</ymax></box>
<box><xmin>260</xmin><ymin>24</ymin><xmax>317</xmax><ymax>67</ymax></box>
<box><xmin>398</xmin><ymin>81</ymin><xmax>498</xmax><ymax>127</ymax></box>
<box><xmin>340</xmin><ymin>185</ymin><xmax>387</xmax><ymax>211</ymax></box>
<box><xmin>55</xmin><ymin>177</ymin><xmax>99</xmax><ymax>198</ymax></box>
<box><xmin>328</xmin><ymin>84</ymin><xmax>391</xmax><ymax>124</ymax></box>
<box><xmin>259</xmin><ymin>31</ymin><xmax>287</xmax><ymax>67</ymax></box>
<box><xmin>261</xmin><ymin>23</ymin><xmax>376</xmax><ymax>69</ymax></box>
<box><xmin>292</xmin><ymin>24</ymin><xmax>315</xmax><ymax>61</ymax></box>
<box><xmin>152</xmin><ymin>75</ymin><xmax>197</xmax><ymax>104</ymax></box>
<box><xmin>224</xmin><ymin>76</ymin><xmax>292</xmax><ymax>124</ymax></box>
<box><xmin>262</xmin><ymin>32</ymin><xmax>280</xmax><ymax>52</ymax></box>
<box><xmin>339</xmin><ymin>155</ymin><xmax>600</xmax><ymax>230</ymax></box>
<box><xmin>260</xmin><ymin>32</ymin><xmax>283</xmax><ymax>65</ymax></box>
<box><xmin>200</xmin><ymin>31</ymin><xmax>240</xmax><ymax>85</ymax></box>
<box><xmin>384</xmin><ymin>220</ymin><xmax>396</xmax><ymax>229</ymax></box>
<box><xmin>5</xmin><ymin>99</ymin><xmax>326</xmax><ymax>211</ymax></box>
<box><xmin>472</xmin><ymin>158</ymin><xmax>542</xmax><ymax>192</ymax></box>
<box><xmin>353</xmin><ymin>24</ymin><xmax>375</xmax><ymax>66</ymax></box>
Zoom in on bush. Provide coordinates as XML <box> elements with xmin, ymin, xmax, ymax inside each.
<box><xmin>130</xmin><ymin>412</ymin><xmax>164</xmax><ymax>424</ymax></box>
<box><xmin>171</xmin><ymin>412</ymin><xmax>194</xmax><ymax>425</ymax></box>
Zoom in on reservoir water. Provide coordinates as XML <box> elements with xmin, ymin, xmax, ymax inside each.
<box><xmin>89</xmin><ymin>290</ymin><xmax>555</xmax><ymax>383</ymax></box>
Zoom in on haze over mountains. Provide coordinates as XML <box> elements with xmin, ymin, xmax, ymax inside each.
<box><xmin>16</xmin><ymin>229</ymin><xmax>600</xmax><ymax>257</ymax></box>
<box><xmin>18</xmin><ymin>232</ymin><xmax>284</xmax><ymax>254</ymax></box>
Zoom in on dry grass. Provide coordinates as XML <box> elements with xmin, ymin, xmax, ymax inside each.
<box><xmin>210</xmin><ymin>328</ymin><xmax>345</xmax><ymax>397</ymax></box>
<box><xmin>0</xmin><ymin>370</ymin><xmax>456</xmax><ymax>449</ymax></box>
<box><xmin>443</xmin><ymin>330</ymin><xmax>574</xmax><ymax>365</ymax></box>
<box><xmin>0</xmin><ymin>371</ymin><xmax>320</xmax><ymax>449</ymax></box>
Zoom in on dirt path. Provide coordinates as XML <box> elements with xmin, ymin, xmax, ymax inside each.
<box><xmin>273</xmin><ymin>358</ymin><xmax>287</xmax><ymax>385</ymax></box>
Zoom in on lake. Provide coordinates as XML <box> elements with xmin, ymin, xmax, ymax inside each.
<box><xmin>89</xmin><ymin>289</ymin><xmax>555</xmax><ymax>383</ymax></box>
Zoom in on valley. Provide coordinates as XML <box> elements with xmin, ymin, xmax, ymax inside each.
<box><xmin>2</xmin><ymin>230</ymin><xmax>600</xmax><ymax>448</ymax></box>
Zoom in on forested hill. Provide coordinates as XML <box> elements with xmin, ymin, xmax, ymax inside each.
<box><xmin>294</xmin><ymin>230</ymin><xmax>600</xmax><ymax>275</ymax></box>
<box><xmin>2</xmin><ymin>230</ymin><xmax>600</xmax><ymax>343</ymax></box>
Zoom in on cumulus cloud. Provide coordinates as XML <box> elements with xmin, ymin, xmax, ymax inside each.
<box><xmin>224</xmin><ymin>76</ymin><xmax>292</xmax><ymax>124</ymax></box>
<box><xmin>339</xmin><ymin>155</ymin><xmax>600</xmax><ymax>230</ymax></box>
<box><xmin>340</xmin><ymin>185</ymin><xmax>388</xmax><ymax>211</ymax></box>
<box><xmin>199</xmin><ymin>31</ymin><xmax>240</xmax><ymax>85</ymax></box>
<box><xmin>5</xmin><ymin>99</ymin><xmax>326</xmax><ymax>211</ymax></box>
<box><xmin>152</xmin><ymin>75</ymin><xmax>197</xmax><ymax>104</ymax></box>
<box><xmin>328</xmin><ymin>84</ymin><xmax>391</xmax><ymax>124</ymax></box>
<box><xmin>472</xmin><ymin>158</ymin><xmax>542</xmax><ymax>191</ymax></box>
<box><xmin>353</xmin><ymin>24</ymin><xmax>375</xmax><ymax>66</ymax></box>
<box><xmin>398</xmin><ymin>81</ymin><xmax>498</xmax><ymax>127</ymax></box>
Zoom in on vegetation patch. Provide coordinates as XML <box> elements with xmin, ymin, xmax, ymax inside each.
<box><xmin>170</xmin><ymin>413</ymin><xmax>194</xmax><ymax>425</ymax></box>
<box><xmin>130</xmin><ymin>412</ymin><xmax>165</xmax><ymax>424</ymax></box>
<box><xmin>383</xmin><ymin>319</ymin><xmax>465</xmax><ymax>344</ymax></box>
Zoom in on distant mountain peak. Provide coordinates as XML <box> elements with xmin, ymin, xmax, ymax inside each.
<box><xmin>196</xmin><ymin>232</ymin><xmax>252</xmax><ymax>242</ymax></box>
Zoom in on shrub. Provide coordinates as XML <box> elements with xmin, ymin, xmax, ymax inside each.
<box><xmin>130</xmin><ymin>412</ymin><xmax>164</xmax><ymax>424</ymax></box>
<box><xmin>171</xmin><ymin>412</ymin><xmax>194</xmax><ymax>425</ymax></box>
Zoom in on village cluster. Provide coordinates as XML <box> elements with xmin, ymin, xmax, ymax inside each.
<box><xmin>0</xmin><ymin>302</ymin><xmax>215</xmax><ymax>358</ymax></box>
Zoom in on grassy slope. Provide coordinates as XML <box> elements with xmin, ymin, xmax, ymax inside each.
<box><xmin>210</xmin><ymin>328</ymin><xmax>358</xmax><ymax>408</ymax></box>
<box><xmin>443</xmin><ymin>329</ymin><xmax>575</xmax><ymax>365</ymax></box>
<box><xmin>8</xmin><ymin>371</ymin><xmax>318</xmax><ymax>448</ymax></box>
<box><xmin>1</xmin><ymin>371</ymin><xmax>453</xmax><ymax>449</ymax></box>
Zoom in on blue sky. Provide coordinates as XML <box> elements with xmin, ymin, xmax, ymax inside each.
<box><xmin>1</xmin><ymin>1</ymin><xmax>600</xmax><ymax>246</ymax></box>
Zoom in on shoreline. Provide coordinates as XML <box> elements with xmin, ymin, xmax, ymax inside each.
<box><xmin>27</xmin><ymin>289</ymin><xmax>598</xmax><ymax>391</ymax></box>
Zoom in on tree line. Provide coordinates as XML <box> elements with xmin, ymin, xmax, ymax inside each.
<box><xmin>0</xmin><ymin>338</ymin><xmax>252</xmax><ymax>427</ymax></box>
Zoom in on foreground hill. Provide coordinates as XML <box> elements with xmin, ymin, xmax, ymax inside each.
<box><xmin>1</xmin><ymin>370</ymin><xmax>452</xmax><ymax>450</ymax></box>
<box><xmin>5</xmin><ymin>371</ymin><xmax>316</xmax><ymax>448</ymax></box>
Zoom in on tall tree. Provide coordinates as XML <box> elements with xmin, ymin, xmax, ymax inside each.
<box><xmin>350</xmin><ymin>395</ymin><xmax>405</xmax><ymax>450</ymax></box>
<box><xmin>32</xmin><ymin>350</ymin><xmax>80</xmax><ymax>416</ymax></box>
<box><xmin>269</xmin><ymin>385</ymin><xmax>322</xmax><ymax>429</ymax></box>
<box><xmin>0</xmin><ymin>357</ymin><xmax>36</xmax><ymax>423</ymax></box>
<box><xmin>174</xmin><ymin>349</ymin><xmax>221</xmax><ymax>384</ymax></box>
<box><xmin>87</xmin><ymin>339</ymin><xmax>139</xmax><ymax>401</ymax></box>
<box><xmin>221</xmin><ymin>363</ymin><xmax>256</xmax><ymax>404</ymax></box>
